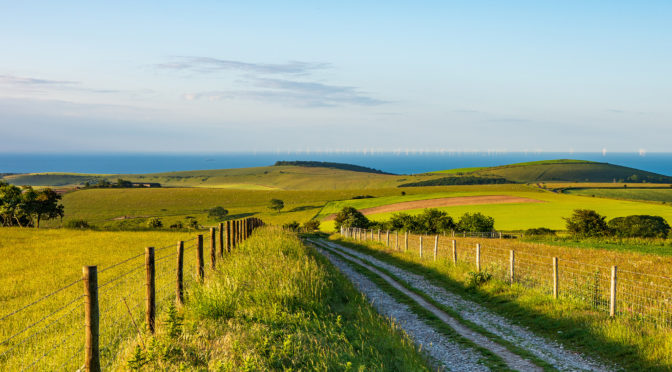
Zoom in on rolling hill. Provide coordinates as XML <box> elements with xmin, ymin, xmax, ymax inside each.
<box><xmin>427</xmin><ymin>160</ymin><xmax>672</xmax><ymax>184</ymax></box>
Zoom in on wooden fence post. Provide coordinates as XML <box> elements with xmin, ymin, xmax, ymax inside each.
<box><xmin>386</xmin><ymin>230</ymin><xmax>390</xmax><ymax>247</ymax></box>
<box><xmin>176</xmin><ymin>241</ymin><xmax>184</xmax><ymax>306</ymax></box>
<box><xmin>226</xmin><ymin>220</ymin><xmax>231</xmax><ymax>253</ymax></box>
<box><xmin>405</xmin><ymin>231</ymin><xmax>408</xmax><ymax>252</ymax></box>
<box><xmin>509</xmin><ymin>250</ymin><xmax>515</xmax><ymax>284</ymax></box>
<box><xmin>476</xmin><ymin>243</ymin><xmax>481</xmax><ymax>272</ymax></box>
<box><xmin>82</xmin><ymin>266</ymin><xmax>100</xmax><ymax>372</ymax></box>
<box><xmin>197</xmin><ymin>235</ymin><xmax>204</xmax><ymax>282</ymax></box>
<box><xmin>419</xmin><ymin>236</ymin><xmax>423</xmax><ymax>258</ymax></box>
<box><xmin>210</xmin><ymin>227</ymin><xmax>216</xmax><ymax>270</ymax></box>
<box><xmin>452</xmin><ymin>240</ymin><xmax>457</xmax><ymax>264</ymax></box>
<box><xmin>434</xmin><ymin>235</ymin><xmax>438</xmax><ymax>261</ymax></box>
<box><xmin>553</xmin><ymin>257</ymin><xmax>559</xmax><ymax>299</ymax></box>
<box><xmin>371</xmin><ymin>229</ymin><xmax>374</xmax><ymax>240</ymax></box>
<box><xmin>145</xmin><ymin>247</ymin><xmax>156</xmax><ymax>334</ymax></box>
<box><xmin>219</xmin><ymin>223</ymin><xmax>224</xmax><ymax>257</ymax></box>
<box><xmin>378</xmin><ymin>229</ymin><xmax>381</xmax><ymax>242</ymax></box>
<box><xmin>610</xmin><ymin>266</ymin><xmax>617</xmax><ymax>317</ymax></box>
<box><xmin>395</xmin><ymin>231</ymin><xmax>399</xmax><ymax>250</ymax></box>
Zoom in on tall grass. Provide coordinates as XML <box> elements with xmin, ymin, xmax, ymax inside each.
<box><xmin>113</xmin><ymin>227</ymin><xmax>430</xmax><ymax>371</ymax></box>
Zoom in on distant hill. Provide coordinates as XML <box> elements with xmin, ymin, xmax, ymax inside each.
<box><xmin>274</xmin><ymin>161</ymin><xmax>392</xmax><ymax>174</ymax></box>
<box><xmin>436</xmin><ymin>160</ymin><xmax>672</xmax><ymax>183</ymax></box>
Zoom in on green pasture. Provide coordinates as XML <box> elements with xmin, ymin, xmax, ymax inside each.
<box><xmin>564</xmin><ymin>188</ymin><xmax>672</xmax><ymax>203</ymax></box>
<box><xmin>319</xmin><ymin>187</ymin><xmax>672</xmax><ymax>231</ymax></box>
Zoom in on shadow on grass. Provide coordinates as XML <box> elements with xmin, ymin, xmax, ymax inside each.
<box><xmin>288</xmin><ymin>205</ymin><xmax>322</xmax><ymax>212</ymax></box>
<box><xmin>333</xmin><ymin>238</ymin><xmax>662</xmax><ymax>371</ymax></box>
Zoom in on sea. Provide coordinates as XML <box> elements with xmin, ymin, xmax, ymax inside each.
<box><xmin>1</xmin><ymin>152</ymin><xmax>671</xmax><ymax>176</ymax></box>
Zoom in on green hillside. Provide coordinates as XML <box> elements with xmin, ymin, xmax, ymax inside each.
<box><xmin>437</xmin><ymin>160</ymin><xmax>672</xmax><ymax>184</ymax></box>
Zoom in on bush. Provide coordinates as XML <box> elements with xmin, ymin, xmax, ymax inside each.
<box><xmin>333</xmin><ymin>207</ymin><xmax>370</xmax><ymax>230</ymax></box>
<box><xmin>352</xmin><ymin>195</ymin><xmax>374</xmax><ymax>199</ymax></box>
<box><xmin>64</xmin><ymin>219</ymin><xmax>90</xmax><ymax>229</ymax></box>
<box><xmin>185</xmin><ymin>217</ymin><xmax>199</xmax><ymax>229</ymax></box>
<box><xmin>208</xmin><ymin>206</ymin><xmax>229</xmax><ymax>221</ymax></box>
<box><xmin>564</xmin><ymin>209</ymin><xmax>609</xmax><ymax>237</ymax></box>
<box><xmin>525</xmin><ymin>227</ymin><xmax>556</xmax><ymax>236</ymax></box>
<box><xmin>283</xmin><ymin>221</ymin><xmax>300</xmax><ymax>231</ymax></box>
<box><xmin>147</xmin><ymin>217</ymin><xmax>163</xmax><ymax>228</ymax></box>
<box><xmin>303</xmin><ymin>219</ymin><xmax>320</xmax><ymax>231</ymax></box>
<box><xmin>169</xmin><ymin>221</ymin><xmax>183</xmax><ymax>229</ymax></box>
<box><xmin>457</xmin><ymin>212</ymin><xmax>495</xmax><ymax>232</ymax></box>
<box><xmin>465</xmin><ymin>271</ymin><xmax>492</xmax><ymax>289</ymax></box>
<box><xmin>608</xmin><ymin>215</ymin><xmax>671</xmax><ymax>238</ymax></box>
<box><xmin>388</xmin><ymin>212</ymin><xmax>417</xmax><ymax>232</ymax></box>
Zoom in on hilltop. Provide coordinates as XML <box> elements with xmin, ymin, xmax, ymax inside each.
<box><xmin>425</xmin><ymin>159</ymin><xmax>672</xmax><ymax>184</ymax></box>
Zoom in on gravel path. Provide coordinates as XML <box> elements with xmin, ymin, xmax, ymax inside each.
<box><xmin>313</xmin><ymin>246</ymin><xmax>489</xmax><ymax>371</ymax></box>
<box><xmin>317</xmin><ymin>238</ymin><xmax>609</xmax><ymax>372</ymax></box>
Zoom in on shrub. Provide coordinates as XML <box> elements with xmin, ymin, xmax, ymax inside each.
<box><xmin>352</xmin><ymin>195</ymin><xmax>374</xmax><ymax>199</ymax></box>
<box><xmin>333</xmin><ymin>207</ymin><xmax>370</xmax><ymax>230</ymax></box>
<box><xmin>64</xmin><ymin>219</ymin><xmax>90</xmax><ymax>229</ymax></box>
<box><xmin>564</xmin><ymin>209</ymin><xmax>609</xmax><ymax>237</ymax></box>
<box><xmin>525</xmin><ymin>227</ymin><xmax>556</xmax><ymax>236</ymax></box>
<box><xmin>208</xmin><ymin>206</ymin><xmax>229</xmax><ymax>221</ymax></box>
<box><xmin>388</xmin><ymin>212</ymin><xmax>417</xmax><ymax>232</ymax></box>
<box><xmin>465</xmin><ymin>271</ymin><xmax>492</xmax><ymax>289</ymax></box>
<box><xmin>283</xmin><ymin>221</ymin><xmax>300</xmax><ymax>231</ymax></box>
<box><xmin>185</xmin><ymin>217</ymin><xmax>199</xmax><ymax>229</ymax></box>
<box><xmin>608</xmin><ymin>215</ymin><xmax>671</xmax><ymax>238</ymax></box>
<box><xmin>147</xmin><ymin>217</ymin><xmax>163</xmax><ymax>228</ymax></box>
<box><xmin>303</xmin><ymin>219</ymin><xmax>320</xmax><ymax>231</ymax></box>
<box><xmin>457</xmin><ymin>212</ymin><xmax>495</xmax><ymax>232</ymax></box>
<box><xmin>169</xmin><ymin>221</ymin><xmax>183</xmax><ymax>229</ymax></box>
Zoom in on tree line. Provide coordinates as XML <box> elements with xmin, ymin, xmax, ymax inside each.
<box><xmin>334</xmin><ymin>207</ymin><xmax>495</xmax><ymax>234</ymax></box>
<box><xmin>0</xmin><ymin>181</ymin><xmax>64</xmax><ymax>228</ymax></box>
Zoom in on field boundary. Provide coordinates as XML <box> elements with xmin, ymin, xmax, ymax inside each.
<box><xmin>0</xmin><ymin>218</ymin><xmax>263</xmax><ymax>371</ymax></box>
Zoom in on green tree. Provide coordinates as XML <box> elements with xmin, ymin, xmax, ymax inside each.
<box><xmin>19</xmin><ymin>187</ymin><xmax>64</xmax><ymax>228</ymax></box>
<box><xmin>415</xmin><ymin>208</ymin><xmax>455</xmax><ymax>234</ymax></box>
<box><xmin>334</xmin><ymin>207</ymin><xmax>369</xmax><ymax>230</ymax></box>
<box><xmin>564</xmin><ymin>209</ymin><xmax>609</xmax><ymax>237</ymax></box>
<box><xmin>208</xmin><ymin>206</ymin><xmax>229</xmax><ymax>221</ymax></box>
<box><xmin>303</xmin><ymin>219</ymin><xmax>320</xmax><ymax>231</ymax></box>
<box><xmin>268</xmin><ymin>199</ymin><xmax>284</xmax><ymax>212</ymax></box>
<box><xmin>389</xmin><ymin>212</ymin><xmax>417</xmax><ymax>232</ymax></box>
<box><xmin>457</xmin><ymin>212</ymin><xmax>495</xmax><ymax>232</ymax></box>
<box><xmin>0</xmin><ymin>181</ymin><xmax>24</xmax><ymax>226</ymax></box>
<box><xmin>608</xmin><ymin>215</ymin><xmax>671</xmax><ymax>238</ymax></box>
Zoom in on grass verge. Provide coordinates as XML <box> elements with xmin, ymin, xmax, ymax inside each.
<box><xmin>330</xmin><ymin>235</ymin><xmax>672</xmax><ymax>371</ymax></box>
<box><xmin>113</xmin><ymin>227</ymin><xmax>431</xmax><ymax>371</ymax></box>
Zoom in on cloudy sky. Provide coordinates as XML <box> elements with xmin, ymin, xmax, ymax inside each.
<box><xmin>1</xmin><ymin>1</ymin><xmax>670</xmax><ymax>153</ymax></box>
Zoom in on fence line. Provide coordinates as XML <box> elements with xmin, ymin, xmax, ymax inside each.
<box><xmin>341</xmin><ymin>227</ymin><xmax>672</xmax><ymax>329</ymax></box>
<box><xmin>0</xmin><ymin>217</ymin><xmax>264</xmax><ymax>371</ymax></box>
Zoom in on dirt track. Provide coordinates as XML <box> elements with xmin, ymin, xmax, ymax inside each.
<box><xmin>324</xmin><ymin>195</ymin><xmax>543</xmax><ymax>221</ymax></box>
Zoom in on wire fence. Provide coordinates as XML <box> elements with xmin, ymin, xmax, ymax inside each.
<box><xmin>342</xmin><ymin>227</ymin><xmax>672</xmax><ymax>329</ymax></box>
<box><xmin>0</xmin><ymin>217</ymin><xmax>263</xmax><ymax>371</ymax></box>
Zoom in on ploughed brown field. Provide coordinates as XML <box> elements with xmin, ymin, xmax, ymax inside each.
<box><xmin>324</xmin><ymin>195</ymin><xmax>544</xmax><ymax>220</ymax></box>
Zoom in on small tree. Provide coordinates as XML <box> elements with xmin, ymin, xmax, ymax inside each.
<box><xmin>208</xmin><ymin>206</ymin><xmax>229</xmax><ymax>221</ymax></box>
<box><xmin>564</xmin><ymin>209</ymin><xmax>609</xmax><ymax>238</ymax></box>
<box><xmin>20</xmin><ymin>187</ymin><xmax>64</xmax><ymax>228</ymax></box>
<box><xmin>389</xmin><ymin>212</ymin><xmax>418</xmax><ymax>232</ymax></box>
<box><xmin>185</xmin><ymin>217</ymin><xmax>199</xmax><ymax>230</ymax></box>
<box><xmin>457</xmin><ymin>212</ymin><xmax>495</xmax><ymax>232</ymax></box>
<box><xmin>333</xmin><ymin>207</ymin><xmax>369</xmax><ymax>230</ymax></box>
<box><xmin>303</xmin><ymin>219</ymin><xmax>320</xmax><ymax>231</ymax></box>
<box><xmin>283</xmin><ymin>221</ymin><xmax>300</xmax><ymax>231</ymax></box>
<box><xmin>268</xmin><ymin>199</ymin><xmax>284</xmax><ymax>212</ymax></box>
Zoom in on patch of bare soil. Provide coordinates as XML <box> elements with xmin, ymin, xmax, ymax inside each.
<box><xmin>324</xmin><ymin>195</ymin><xmax>543</xmax><ymax>221</ymax></box>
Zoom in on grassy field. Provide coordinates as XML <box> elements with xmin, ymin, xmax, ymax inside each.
<box><xmin>318</xmin><ymin>184</ymin><xmax>672</xmax><ymax>231</ymax></box>
<box><xmin>4</xmin><ymin>165</ymin><xmax>441</xmax><ymax>190</ymax></box>
<box><xmin>333</xmin><ymin>233</ymin><xmax>672</xmax><ymax>370</ymax></box>
<box><xmin>112</xmin><ymin>227</ymin><xmax>430</xmax><ymax>370</ymax></box>
<box><xmin>0</xmin><ymin>228</ymin><xmax>197</xmax><ymax>370</ymax></box>
<box><xmin>564</xmin><ymin>188</ymin><xmax>672</xmax><ymax>203</ymax></box>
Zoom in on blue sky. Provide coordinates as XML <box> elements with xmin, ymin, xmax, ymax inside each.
<box><xmin>0</xmin><ymin>1</ymin><xmax>670</xmax><ymax>153</ymax></box>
